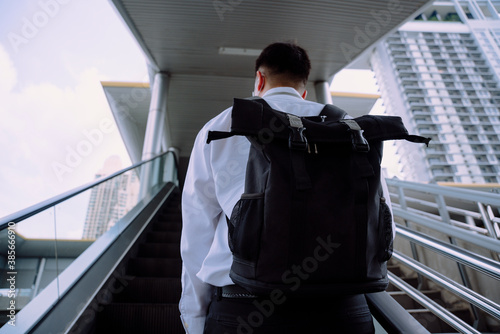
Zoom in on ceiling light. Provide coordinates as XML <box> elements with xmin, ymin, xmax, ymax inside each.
<box><xmin>219</xmin><ymin>47</ymin><xmax>262</xmax><ymax>56</ymax></box>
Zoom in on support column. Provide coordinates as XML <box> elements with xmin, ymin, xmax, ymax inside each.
<box><xmin>142</xmin><ymin>72</ymin><xmax>170</xmax><ymax>160</ymax></box>
<box><xmin>139</xmin><ymin>72</ymin><xmax>170</xmax><ymax>197</ymax></box>
<box><xmin>314</xmin><ymin>81</ymin><xmax>333</xmax><ymax>104</ymax></box>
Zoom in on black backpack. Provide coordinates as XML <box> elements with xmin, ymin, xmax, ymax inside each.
<box><xmin>207</xmin><ymin>98</ymin><xmax>430</xmax><ymax>296</ymax></box>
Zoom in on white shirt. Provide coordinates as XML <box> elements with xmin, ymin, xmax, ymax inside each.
<box><xmin>179</xmin><ymin>87</ymin><xmax>394</xmax><ymax>333</ymax></box>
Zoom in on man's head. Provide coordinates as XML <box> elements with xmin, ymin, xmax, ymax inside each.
<box><xmin>253</xmin><ymin>42</ymin><xmax>311</xmax><ymax>98</ymax></box>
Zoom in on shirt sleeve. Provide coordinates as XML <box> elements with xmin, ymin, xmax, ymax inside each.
<box><xmin>179</xmin><ymin>126</ymin><xmax>221</xmax><ymax>334</ymax></box>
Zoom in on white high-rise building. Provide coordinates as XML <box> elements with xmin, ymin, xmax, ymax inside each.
<box><xmin>82</xmin><ymin>156</ymin><xmax>140</xmax><ymax>240</ymax></box>
<box><xmin>370</xmin><ymin>0</ymin><xmax>500</xmax><ymax>183</ymax></box>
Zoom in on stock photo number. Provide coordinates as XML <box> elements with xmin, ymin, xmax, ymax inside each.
<box><xmin>6</xmin><ymin>222</ymin><xmax>17</xmax><ymax>326</ymax></box>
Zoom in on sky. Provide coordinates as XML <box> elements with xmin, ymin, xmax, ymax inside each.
<box><xmin>0</xmin><ymin>0</ymin><xmax>383</xmax><ymax>237</ymax></box>
<box><xmin>0</xmin><ymin>0</ymin><xmax>148</xmax><ymax>221</ymax></box>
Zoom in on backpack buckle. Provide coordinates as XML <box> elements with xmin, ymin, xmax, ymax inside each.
<box><xmin>340</xmin><ymin>120</ymin><xmax>370</xmax><ymax>152</ymax></box>
<box><xmin>287</xmin><ymin>114</ymin><xmax>308</xmax><ymax>151</ymax></box>
<box><xmin>350</xmin><ymin>129</ymin><xmax>370</xmax><ymax>152</ymax></box>
<box><xmin>289</xmin><ymin>127</ymin><xmax>308</xmax><ymax>151</ymax></box>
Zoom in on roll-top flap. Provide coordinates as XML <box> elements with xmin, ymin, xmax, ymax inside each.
<box><xmin>207</xmin><ymin>98</ymin><xmax>431</xmax><ymax>146</ymax></box>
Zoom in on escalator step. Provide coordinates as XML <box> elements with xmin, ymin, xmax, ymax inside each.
<box><xmin>389</xmin><ymin>291</ymin><xmax>426</xmax><ymax>309</ymax></box>
<box><xmin>408</xmin><ymin>309</ymin><xmax>456</xmax><ymax>333</ymax></box>
<box><xmin>159</xmin><ymin>212</ymin><xmax>182</xmax><ymax>220</ymax></box>
<box><xmin>387</xmin><ymin>277</ymin><xmax>419</xmax><ymax>291</ymax></box>
<box><xmin>96</xmin><ymin>303</ymin><xmax>184</xmax><ymax>334</ymax></box>
<box><xmin>164</xmin><ymin>203</ymin><xmax>181</xmax><ymax>211</ymax></box>
<box><xmin>127</xmin><ymin>258</ymin><xmax>182</xmax><ymax>277</ymax></box>
<box><xmin>138</xmin><ymin>243</ymin><xmax>180</xmax><ymax>258</ymax></box>
<box><xmin>146</xmin><ymin>231</ymin><xmax>181</xmax><ymax>243</ymax></box>
<box><xmin>387</xmin><ymin>265</ymin><xmax>402</xmax><ymax>277</ymax></box>
<box><xmin>113</xmin><ymin>277</ymin><xmax>181</xmax><ymax>303</ymax></box>
<box><xmin>152</xmin><ymin>222</ymin><xmax>182</xmax><ymax>232</ymax></box>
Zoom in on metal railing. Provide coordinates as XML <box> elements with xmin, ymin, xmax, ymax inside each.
<box><xmin>386</xmin><ymin>178</ymin><xmax>500</xmax><ymax>333</ymax></box>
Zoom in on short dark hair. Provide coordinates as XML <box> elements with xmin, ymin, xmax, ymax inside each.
<box><xmin>255</xmin><ymin>42</ymin><xmax>311</xmax><ymax>85</ymax></box>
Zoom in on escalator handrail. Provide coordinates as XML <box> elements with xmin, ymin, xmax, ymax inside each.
<box><xmin>366</xmin><ymin>291</ymin><xmax>431</xmax><ymax>334</ymax></box>
<box><xmin>0</xmin><ymin>150</ymin><xmax>178</xmax><ymax>230</ymax></box>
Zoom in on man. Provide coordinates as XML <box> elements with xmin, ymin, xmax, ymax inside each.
<box><xmin>180</xmin><ymin>42</ymin><xmax>380</xmax><ymax>333</ymax></box>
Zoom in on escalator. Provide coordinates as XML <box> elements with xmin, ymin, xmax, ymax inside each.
<box><xmin>91</xmin><ymin>191</ymin><xmax>184</xmax><ymax>333</ymax></box>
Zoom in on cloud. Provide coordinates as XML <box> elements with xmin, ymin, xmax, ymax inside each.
<box><xmin>0</xmin><ymin>45</ymin><xmax>17</xmax><ymax>93</ymax></box>
<box><xmin>0</xmin><ymin>43</ymin><xmax>129</xmax><ymax>219</ymax></box>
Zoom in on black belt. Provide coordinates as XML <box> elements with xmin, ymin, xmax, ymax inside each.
<box><xmin>216</xmin><ymin>285</ymin><xmax>258</xmax><ymax>299</ymax></box>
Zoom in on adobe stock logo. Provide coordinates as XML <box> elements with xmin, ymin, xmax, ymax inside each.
<box><xmin>213</xmin><ymin>0</ymin><xmax>243</xmax><ymax>21</ymax></box>
<box><xmin>8</xmin><ymin>0</ymin><xmax>73</xmax><ymax>53</ymax></box>
<box><xmin>340</xmin><ymin>0</ymin><xmax>403</xmax><ymax>62</ymax></box>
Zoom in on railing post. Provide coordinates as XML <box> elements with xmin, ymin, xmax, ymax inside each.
<box><xmin>477</xmin><ymin>202</ymin><xmax>500</xmax><ymax>261</ymax></box>
<box><xmin>396</xmin><ymin>184</ymin><xmax>424</xmax><ymax>289</ymax></box>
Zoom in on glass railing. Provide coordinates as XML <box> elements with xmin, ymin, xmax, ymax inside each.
<box><xmin>0</xmin><ymin>150</ymin><xmax>177</xmax><ymax>329</ymax></box>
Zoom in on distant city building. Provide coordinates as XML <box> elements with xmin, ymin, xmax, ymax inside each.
<box><xmin>370</xmin><ymin>0</ymin><xmax>500</xmax><ymax>183</ymax></box>
<box><xmin>82</xmin><ymin>156</ymin><xmax>140</xmax><ymax>239</ymax></box>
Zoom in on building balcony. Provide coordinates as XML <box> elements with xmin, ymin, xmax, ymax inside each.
<box><xmin>408</xmin><ymin>102</ymin><xmax>428</xmax><ymax>108</ymax></box>
<box><xmin>413</xmin><ymin>119</ymin><xmax>434</xmax><ymax>125</ymax></box>
<box><xmin>390</xmin><ymin>47</ymin><xmax>408</xmax><ymax>52</ymax></box>
<box><xmin>425</xmin><ymin>151</ymin><xmax>448</xmax><ymax>158</ymax></box>
<box><xmin>411</xmin><ymin>110</ymin><xmax>432</xmax><ymax>116</ymax></box>
<box><xmin>402</xmin><ymin>84</ymin><xmax>423</xmax><ymax>89</ymax></box>
<box><xmin>418</xmin><ymin>129</ymin><xmax>439</xmax><ymax>135</ymax></box>
<box><xmin>392</xmin><ymin>54</ymin><xmax>411</xmax><ymax>60</ymax></box>
<box><xmin>428</xmin><ymin>160</ymin><xmax>451</xmax><ymax>167</ymax></box>
<box><xmin>386</xmin><ymin>38</ymin><xmax>403</xmax><ymax>45</ymax></box>
<box><xmin>406</xmin><ymin>93</ymin><xmax>426</xmax><ymax>98</ymax></box>
<box><xmin>393</xmin><ymin>60</ymin><xmax>413</xmax><ymax>66</ymax></box>
<box><xmin>430</xmin><ymin>170</ymin><xmax>455</xmax><ymax>177</ymax></box>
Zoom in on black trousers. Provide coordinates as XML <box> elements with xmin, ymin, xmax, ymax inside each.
<box><xmin>203</xmin><ymin>289</ymin><xmax>375</xmax><ymax>334</ymax></box>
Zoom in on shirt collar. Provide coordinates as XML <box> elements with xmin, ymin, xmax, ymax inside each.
<box><xmin>262</xmin><ymin>87</ymin><xmax>303</xmax><ymax>99</ymax></box>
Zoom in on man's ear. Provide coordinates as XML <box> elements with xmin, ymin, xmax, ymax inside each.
<box><xmin>301</xmin><ymin>90</ymin><xmax>307</xmax><ymax>99</ymax></box>
<box><xmin>256</xmin><ymin>71</ymin><xmax>265</xmax><ymax>92</ymax></box>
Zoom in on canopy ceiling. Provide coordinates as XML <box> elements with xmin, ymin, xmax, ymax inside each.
<box><xmin>107</xmin><ymin>0</ymin><xmax>433</xmax><ymax>158</ymax></box>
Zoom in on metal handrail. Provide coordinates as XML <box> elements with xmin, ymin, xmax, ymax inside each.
<box><xmin>386</xmin><ymin>178</ymin><xmax>500</xmax><ymax>207</ymax></box>
<box><xmin>388</xmin><ymin>179</ymin><xmax>500</xmax><ymax>331</ymax></box>
<box><xmin>392</xmin><ymin>204</ymin><xmax>489</xmax><ymax>234</ymax></box>
<box><xmin>396</xmin><ymin>225</ymin><xmax>500</xmax><ymax>280</ymax></box>
<box><xmin>0</xmin><ymin>150</ymin><xmax>178</xmax><ymax>230</ymax></box>
<box><xmin>394</xmin><ymin>208</ymin><xmax>500</xmax><ymax>253</ymax></box>
<box><xmin>392</xmin><ymin>251</ymin><xmax>500</xmax><ymax>320</ymax></box>
<box><xmin>388</xmin><ymin>273</ymin><xmax>482</xmax><ymax>334</ymax></box>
